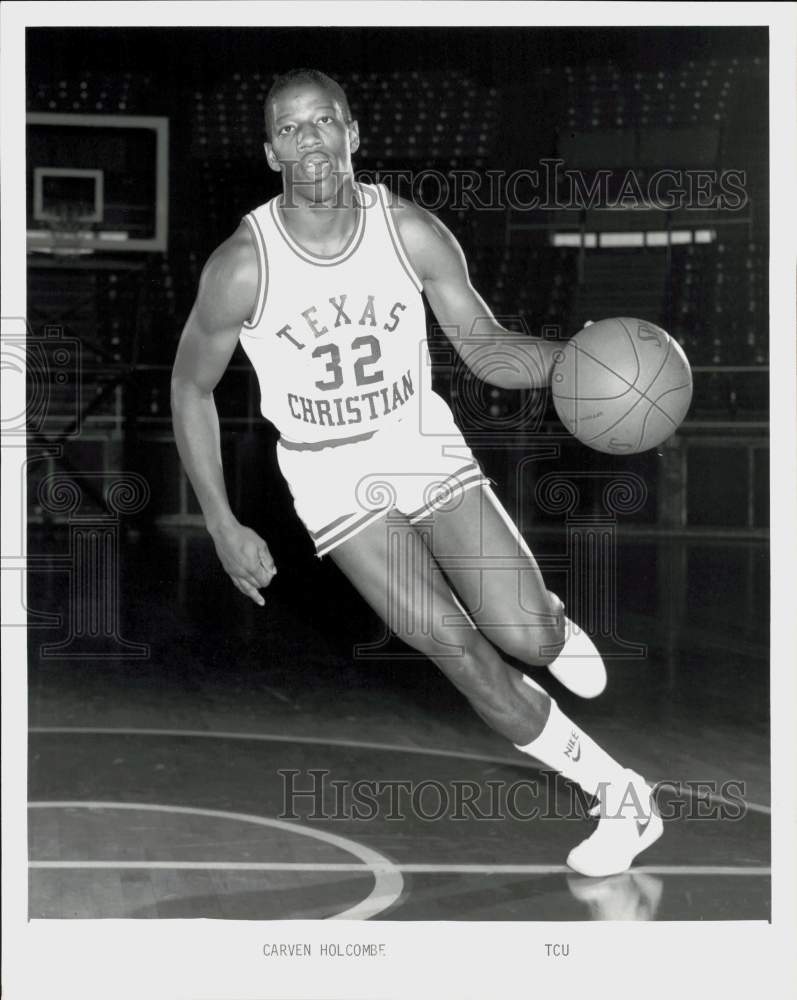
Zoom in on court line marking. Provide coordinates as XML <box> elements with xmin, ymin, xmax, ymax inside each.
<box><xmin>28</xmin><ymin>803</ymin><xmax>770</xmax><ymax>878</ymax></box>
<box><xmin>28</xmin><ymin>725</ymin><xmax>772</xmax><ymax>816</ymax></box>
<box><xmin>27</xmin><ymin>801</ymin><xmax>403</xmax><ymax>921</ymax></box>
<box><xmin>29</xmin><ymin>860</ymin><xmax>770</xmax><ymax>877</ymax></box>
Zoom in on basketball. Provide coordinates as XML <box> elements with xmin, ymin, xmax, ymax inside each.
<box><xmin>551</xmin><ymin>317</ymin><xmax>693</xmax><ymax>454</ymax></box>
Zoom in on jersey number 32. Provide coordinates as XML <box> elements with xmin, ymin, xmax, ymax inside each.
<box><xmin>312</xmin><ymin>335</ymin><xmax>383</xmax><ymax>391</ymax></box>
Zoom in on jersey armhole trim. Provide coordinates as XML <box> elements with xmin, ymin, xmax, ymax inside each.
<box><xmin>241</xmin><ymin>213</ymin><xmax>269</xmax><ymax>329</ymax></box>
<box><xmin>376</xmin><ymin>184</ymin><xmax>424</xmax><ymax>295</ymax></box>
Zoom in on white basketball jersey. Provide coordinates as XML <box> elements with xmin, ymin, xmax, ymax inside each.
<box><xmin>238</xmin><ymin>182</ymin><xmax>433</xmax><ymax>445</ymax></box>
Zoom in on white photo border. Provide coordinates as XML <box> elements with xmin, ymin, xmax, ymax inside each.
<box><xmin>2</xmin><ymin>3</ymin><xmax>795</xmax><ymax>998</ymax></box>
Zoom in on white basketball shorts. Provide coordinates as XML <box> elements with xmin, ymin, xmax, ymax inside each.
<box><xmin>275</xmin><ymin>399</ymin><xmax>491</xmax><ymax>558</ymax></box>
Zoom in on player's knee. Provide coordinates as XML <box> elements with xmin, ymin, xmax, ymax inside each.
<box><xmin>535</xmin><ymin>624</ymin><xmax>566</xmax><ymax>666</ymax></box>
<box><xmin>496</xmin><ymin>616</ymin><xmax>566</xmax><ymax>668</ymax></box>
<box><xmin>536</xmin><ymin>592</ymin><xmax>567</xmax><ymax>664</ymax></box>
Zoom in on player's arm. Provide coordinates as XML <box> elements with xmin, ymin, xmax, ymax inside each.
<box><xmin>170</xmin><ymin>224</ymin><xmax>276</xmax><ymax>606</ymax></box>
<box><xmin>393</xmin><ymin>198</ymin><xmax>558</xmax><ymax>390</ymax></box>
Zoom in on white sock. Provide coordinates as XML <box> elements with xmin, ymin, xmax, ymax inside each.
<box><xmin>514</xmin><ymin>699</ymin><xmax>626</xmax><ymax>798</ymax></box>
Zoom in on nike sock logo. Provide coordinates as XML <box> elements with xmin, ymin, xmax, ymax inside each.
<box><xmin>564</xmin><ymin>730</ymin><xmax>581</xmax><ymax>761</ymax></box>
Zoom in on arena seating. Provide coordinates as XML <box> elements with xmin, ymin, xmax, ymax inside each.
<box><xmin>467</xmin><ymin>244</ymin><xmax>577</xmax><ymax>334</ymax></box>
<box><xmin>668</xmin><ymin>240</ymin><xmax>767</xmax><ymax>366</ymax></box>
<box><xmin>538</xmin><ymin>57</ymin><xmax>762</xmax><ymax>131</ymax></box>
<box><xmin>188</xmin><ymin>70</ymin><xmax>500</xmax><ymax>167</ymax></box>
<box><xmin>27</xmin><ymin>71</ymin><xmax>154</xmax><ymax>113</ymax></box>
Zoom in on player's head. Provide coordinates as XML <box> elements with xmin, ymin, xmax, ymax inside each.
<box><xmin>263</xmin><ymin>69</ymin><xmax>359</xmax><ymax>204</ymax></box>
<box><xmin>264</xmin><ymin>69</ymin><xmax>353</xmax><ymax>141</ymax></box>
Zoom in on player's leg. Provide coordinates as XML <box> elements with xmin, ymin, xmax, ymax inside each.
<box><xmin>328</xmin><ymin>508</ymin><xmax>550</xmax><ymax>745</ymax></box>
<box><xmin>417</xmin><ymin>483</ymin><xmax>560</xmax><ymax>662</ymax></box>
<box><xmin>329</xmin><ymin>509</ymin><xmax>661</xmax><ymax>876</ymax></box>
<box><xmin>417</xmin><ymin>484</ymin><xmax>606</xmax><ymax>697</ymax></box>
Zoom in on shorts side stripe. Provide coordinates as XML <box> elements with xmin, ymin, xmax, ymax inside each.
<box><xmin>316</xmin><ymin>507</ymin><xmax>392</xmax><ymax>557</ymax></box>
<box><xmin>402</xmin><ymin>462</ymin><xmax>482</xmax><ymax>521</ymax></box>
<box><xmin>309</xmin><ymin>511</ymin><xmax>357</xmax><ymax>541</ymax></box>
<box><xmin>407</xmin><ymin>473</ymin><xmax>491</xmax><ymax>523</ymax></box>
<box><xmin>444</xmin><ymin>460</ymin><xmax>482</xmax><ymax>480</ymax></box>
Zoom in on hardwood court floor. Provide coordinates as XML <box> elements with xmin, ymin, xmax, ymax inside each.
<box><xmin>27</xmin><ymin>525</ymin><xmax>770</xmax><ymax>921</ymax></box>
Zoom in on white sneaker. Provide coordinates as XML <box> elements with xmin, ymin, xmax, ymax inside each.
<box><xmin>567</xmin><ymin>770</ymin><xmax>663</xmax><ymax>878</ymax></box>
<box><xmin>546</xmin><ymin>618</ymin><xmax>607</xmax><ymax>699</ymax></box>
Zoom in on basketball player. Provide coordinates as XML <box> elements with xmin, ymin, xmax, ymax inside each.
<box><xmin>171</xmin><ymin>68</ymin><xmax>662</xmax><ymax>877</ymax></box>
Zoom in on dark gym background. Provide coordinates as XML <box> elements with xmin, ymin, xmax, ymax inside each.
<box><xmin>25</xmin><ymin>25</ymin><xmax>770</xmax><ymax>922</ymax></box>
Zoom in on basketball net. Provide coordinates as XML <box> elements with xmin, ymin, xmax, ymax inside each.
<box><xmin>45</xmin><ymin>205</ymin><xmax>95</xmax><ymax>257</ymax></box>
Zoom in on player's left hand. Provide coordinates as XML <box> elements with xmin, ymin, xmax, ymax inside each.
<box><xmin>210</xmin><ymin>519</ymin><xmax>277</xmax><ymax>606</ymax></box>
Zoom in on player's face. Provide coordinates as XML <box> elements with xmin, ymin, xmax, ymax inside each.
<box><xmin>265</xmin><ymin>83</ymin><xmax>359</xmax><ymax>203</ymax></box>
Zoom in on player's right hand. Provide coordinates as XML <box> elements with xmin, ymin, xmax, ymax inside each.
<box><xmin>208</xmin><ymin>520</ymin><xmax>276</xmax><ymax>606</ymax></box>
